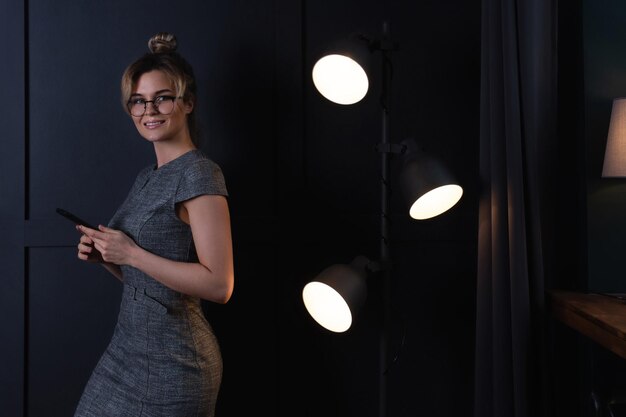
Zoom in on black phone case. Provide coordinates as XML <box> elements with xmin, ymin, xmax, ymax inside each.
<box><xmin>56</xmin><ymin>208</ymin><xmax>97</xmax><ymax>230</ymax></box>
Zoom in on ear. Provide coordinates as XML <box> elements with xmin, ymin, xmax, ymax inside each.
<box><xmin>183</xmin><ymin>99</ymin><xmax>194</xmax><ymax>114</ymax></box>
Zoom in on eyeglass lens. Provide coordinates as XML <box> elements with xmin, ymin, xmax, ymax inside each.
<box><xmin>129</xmin><ymin>96</ymin><xmax>176</xmax><ymax>116</ymax></box>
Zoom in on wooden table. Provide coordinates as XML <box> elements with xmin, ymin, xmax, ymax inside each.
<box><xmin>548</xmin><ymin>290</ymin><xmax>626</xmax><ymax>360</ymax></box>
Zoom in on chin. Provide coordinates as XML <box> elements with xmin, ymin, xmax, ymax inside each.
<box><xmin>139</xmin><ymin>130</ymin><xmax>168</xmax><ymax>142</ymax></box>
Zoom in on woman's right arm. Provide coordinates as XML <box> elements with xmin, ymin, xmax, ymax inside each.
<box><xmin>77</xmin><ymin>230</ymin><xmax>124</xmax><ymax>282</ymax></box>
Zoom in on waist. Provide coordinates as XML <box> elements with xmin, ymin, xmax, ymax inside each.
<box><xmin>122</xmin><ymin>282</ymin><xmax>201</xmax><ymax>315</ymax></box>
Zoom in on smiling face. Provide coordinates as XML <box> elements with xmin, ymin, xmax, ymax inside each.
<box><xmin>129</xmin><ymin>70</ymin><xmax>194</xmax><ymax>145</ymax></box>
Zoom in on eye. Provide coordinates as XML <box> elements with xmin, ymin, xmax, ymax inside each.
<box><xmin>155</xmin><ymin>96</ymin><xmax>174</xmax><ymax>104</ymax></box>
<box><xmin>129</xmin><ymin>98</ymin><xmax>145</xmax><ymax>105</ymax></box>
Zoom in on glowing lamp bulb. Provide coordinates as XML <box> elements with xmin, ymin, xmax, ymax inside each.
<box><xmin>302</xmin><ymin>281</ymin><xmax>353</xmax><ymax>333</ymax></box>
<box><xmin>409</xmin><ymin>184</ymin><xmax>463</xmax><ymax>220</ymax></box>
<box><xmin>312</xmin><ymin>54</ymin><xmax>369</xmax><ymax>105</ymax></box>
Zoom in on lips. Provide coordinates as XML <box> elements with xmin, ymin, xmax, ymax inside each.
<box><xmin>144</xmin><ymin>120</ymin><xmax>165</xmax><ymax>129</ymax></box>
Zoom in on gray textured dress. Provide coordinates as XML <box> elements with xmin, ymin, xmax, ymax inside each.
<box><xmin>74</xmin><ymin>149</ymin><xmax>228</xmax><ymax>417</ymax></box>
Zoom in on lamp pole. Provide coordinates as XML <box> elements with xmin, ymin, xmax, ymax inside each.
<box><xmin>378</xmin><ymin>20</ymin><xmax>394</xmax><ymax>417</ymax></box>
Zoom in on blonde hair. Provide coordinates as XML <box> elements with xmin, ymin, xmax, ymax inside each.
<box><xmin>121</xmin><ymin>32</ymin><xmax>199</xmax><ymax>144</ymax></box>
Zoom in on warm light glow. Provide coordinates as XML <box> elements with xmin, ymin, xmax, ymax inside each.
<box><xmin>410</xmin><ymin>184</ymin><xmax>463</xmax><ymax>220</ymax></box>
<box><xmin>312</xmin><ymin>54</ymin><xmax>369</xmax><ymax>105</ymax></box>
<box><xmin>302</xmin><ymin>281</ymin><xmax>353</xmax><ymax>333</ymax></box>
<box><xmin>603</xmin><ymin>97</ymin><xmax>626</xmax><ymax>177</ymax></box>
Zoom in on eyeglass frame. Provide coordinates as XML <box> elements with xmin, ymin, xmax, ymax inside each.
<box><xmin>126</xmin><ymin>95</ymin><xmax>183</xmax><ymax>117</ymax></box>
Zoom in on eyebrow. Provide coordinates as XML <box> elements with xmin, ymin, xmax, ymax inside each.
<box><xmin>130</xmin><ymin>89</ymin><xmax>174</xmax><ymax>98</ymax></box>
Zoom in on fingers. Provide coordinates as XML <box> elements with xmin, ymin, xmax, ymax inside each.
<box><xmin>78</xmin><ymin>242</ymin><xmax>92</xmax><ymax>253</ymax></box>
<box><xmin>77</xmin><ymin>242</ymin><xmax>93</xmax><ymax>261</ymax></box>
<box><xmin>79</xmin><ymin>233</ymin><xmax>93</xmax><ymax>244</ymax></box>
<box><xmin>77</xmin><ymin>229</ymin><xmax>103</xmax><ymax>263</ymax></box>
<box><xmin>76</xmin><ymin>224</ymin><xmax>129</xmax><ymax>265</ymax></box>
<box><xmin>78</xmin><ymin>234</ymin><xmax>94</xmax><ymax>252</ymax></box>
<box><xmin>77</xmin><ymin>250</ymin><xmax>92</xmax><ymax>261</ymax></box>
<box><xmin>78</xmin><ymin>224</ymin><xmax>117</xmax><ymax>241</ymax></box>
<box><xmin>77</xmin><ymin>239</ymin><xmax>103</xmax><ymax>263</ymax></box>
<box><xmin>77</xmin><ymin>224</ymin><xmax>104</xmax><ymax>239</ymax></box>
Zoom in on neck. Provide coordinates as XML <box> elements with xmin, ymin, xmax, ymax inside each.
<box><xmin>153</xmin><ymin>139</ymin><xmax>196</xmax><ymax>168</ymax></box>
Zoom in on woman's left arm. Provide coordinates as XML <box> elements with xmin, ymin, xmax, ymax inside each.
<box><xmin>79</xmin><ymin>195</ymin><xmax>234</xmax><ymax>303</ymax></box>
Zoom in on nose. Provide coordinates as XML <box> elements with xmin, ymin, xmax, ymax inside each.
<box><xmin>145</xmin><ymin>101</ymin><xmax>159</xmax><ymax>115</ymax></box>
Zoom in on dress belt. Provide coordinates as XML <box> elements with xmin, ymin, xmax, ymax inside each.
<box><xmin>124</xmin><ymin>283</ymin><xmax>168</xmax><ymax>315</ymax></box>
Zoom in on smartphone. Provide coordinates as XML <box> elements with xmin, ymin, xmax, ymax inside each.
<box><xmin>56</xmin><ymin>208</ymin><xmax>98</xmax><ymax>230</ymax></box>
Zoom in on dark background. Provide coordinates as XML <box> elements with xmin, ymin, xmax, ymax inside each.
<box><xmin>0</xmin><ymin>1</ymin><xmax>480</xmax><ymax>416</ymax></box>
<box><xmin>584</xmin><ymin>0</ymin><xmax>626</xmax><ymax>292</ymax></box>
<box><xmin>557</xmin><ymin>0</ymin><xmax>626</xmax><ymax>416</ymax></box>
<box><xmin>5</xmin><ymin>0</ymin><xmax>624</xmax><ymax>416</ymax></box>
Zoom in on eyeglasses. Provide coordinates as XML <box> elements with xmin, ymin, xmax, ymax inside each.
<box><xmin>127</xmin><ymin>95</ymin><xmax>181</xmax><ymax>117</ymax></box>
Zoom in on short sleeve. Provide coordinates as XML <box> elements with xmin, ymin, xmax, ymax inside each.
<box><xmin>174</xmin><ymin>159</ymin><xmax>228</xmax><ymax>203</ymax></box>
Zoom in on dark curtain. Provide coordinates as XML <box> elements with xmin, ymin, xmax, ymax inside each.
<box><xmin>475</xmin><ymin>0</ymin><xmax>558</xmax><ymax>416</ymax></box>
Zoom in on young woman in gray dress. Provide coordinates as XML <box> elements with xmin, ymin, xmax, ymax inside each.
<box><xmin>73</xmin><ymin>32</ymin><xmax>234</xmax><ymax>417</ymax></box>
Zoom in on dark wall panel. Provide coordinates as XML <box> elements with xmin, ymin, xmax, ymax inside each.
<box><xmin>0</xmin><ymin>0</ymin><xmax>25</xmax><ymax>416</ymax></box>
<box><xmin>207</xmin><ymin>243</ymin><xmax>278</xmax><ymax>416</ymax></box>
<box><xmin>27</xmin><ymin>248</ymin><xmax>120</xmax><ymax>417</ymax></box>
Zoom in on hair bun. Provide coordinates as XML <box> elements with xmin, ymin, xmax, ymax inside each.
<box><xmin>148</xmin><ymin>32</ymin><xmax>177</xmax><ymax>54</ymax></box>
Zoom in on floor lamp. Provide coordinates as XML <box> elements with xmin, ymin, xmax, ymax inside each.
<box><xmin>302</xmin><ymin>22</ymin><xmax>463</xmax><ymax>417</ymax></box>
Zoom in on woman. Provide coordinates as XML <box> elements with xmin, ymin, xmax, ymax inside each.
<box><xmin>73</xmin><ymin>32</ymin><xmax>234</xmax><ymax>417</ymax></box>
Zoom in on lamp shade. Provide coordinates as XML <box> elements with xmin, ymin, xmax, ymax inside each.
<box><xmin>302</xmin><ymin>256</ymin><xmax>369</xmax><ymax>333</ymax></box>
<box><xmin>400</xmin><ymin>139</ymin><xmax>463</xmax><ymax>219</ymax></box>
<box><xmin>311</xmin><ymin>36</ymin><xmax>372</xmax><ymax>105</ymax></box>
<box><xmin>603</xmin><ymin>97</ymin><xmax>626</xmax><ymax>177</ymax></box>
